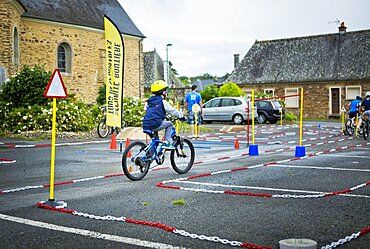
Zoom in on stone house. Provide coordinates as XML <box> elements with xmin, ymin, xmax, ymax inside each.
<box><xmin>226</xmin><ymin>23</ymin><xmax>370</xmax><ymax>118</ymax></box>
<box><xmin>0</xmin><ymin>0</ymin><xmax>145</xmax><ymax>103</ymax></box>
<box><xmin>143</xmin><ymin>49</ymin><xmax>185</xmax><ymax>101</ymax></box>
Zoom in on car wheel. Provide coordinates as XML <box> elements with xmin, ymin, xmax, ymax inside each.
<box><xmin>232</xmin><ymin>114</ymin><xmax>243</xmax><ymax>125</ymax></box>
<box><xmin>257</xmin><ymin>113</ymin><xmax>267</xmax><ymax>124</ymax></box>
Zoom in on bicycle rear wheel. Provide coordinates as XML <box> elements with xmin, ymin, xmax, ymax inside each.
<box><xmin>170</xmin><ymin>138</ymin><xmax>195</xmax><ymax>174</ymax></box>
<box><xmin>363</xmin><ymin>122</ymin><xmax>369</xmax><ymax>140</ymax></box>
<box><xmin>122</xmin><ymin>141</ymin><xmax>150</xmax><ymax>181</ymax></box>
<box><xmin>345</xmin><ymin>119</ymin><xmax>354</xmax><ymax>136</ymax></box>
<box><xmin>97</xmin><ymin>118</ymin><xmax>109</xmax><ymax>138</ymax></box>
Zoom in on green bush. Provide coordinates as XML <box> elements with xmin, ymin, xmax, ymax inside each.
<box><xmin>285</xmin><ymin>111</ymin><xmax>298</xmax><ymax>123</ymax></box>
<box><xmin>122</xmin><ymin>96</ymin><xmax>145</xmax><ymax>127</ymax></box>
<box><xmin>0</xmin><ymin>65</ymin><xmax>51</xmax><ymax>108</ymax></box>
<box><xmin>218</xmin><ymin>82</ymin><xmax>244</xmax><ymax>97</ymax></box>
<box><xmin>96</xmin><ymin>84</ymin><xmax>106</xmax><ymax>105</ymax></box>
<box><xmin>200</xmin><ymin>84</ymin><xmax>219</xmax><ymax>103</ymax></box>
<box><xmin>0</xmin><ymin>98</ymin><xmax>96</xmax><ymax>133</ymax></box>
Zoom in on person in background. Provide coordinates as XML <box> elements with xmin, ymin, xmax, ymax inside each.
<box><xmin>347</xmin><ymin>95</ymin><xmax>363</xmax><ymax>132</ymax></box>
<box><xmin>143</xmin><ymin>80</ymin><xmax>184</xmax><ymax>150</ymax></box>
<box><xmin>361</xmin><ymin>91</ymin><xmax>370</xmax><ymax>122</ymax></box>
<box><xmin>185</xmin><ymin>85</ymin><xmax>203</xmax><ymax>138</ymax></box>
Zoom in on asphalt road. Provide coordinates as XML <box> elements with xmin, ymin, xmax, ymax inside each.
<box><xmin>1</xmin><ymin>121</ymin><xmax>369</xmax><ymax>249</ymax></box>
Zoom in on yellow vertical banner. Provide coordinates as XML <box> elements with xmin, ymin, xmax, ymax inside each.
<box><xmin>104</xmin><ymin>16</ymin><xmax>124</xmax><ymax>128</ymax></box>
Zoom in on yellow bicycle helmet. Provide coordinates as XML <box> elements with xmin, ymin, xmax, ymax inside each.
<box><xmin>151</xmin><ymin>80</ymin><xmax>168</xmax><ymax>94</ymax></box>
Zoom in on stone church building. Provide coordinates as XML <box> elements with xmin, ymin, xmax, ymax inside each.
<box><xmin>0</xmin><ymin>0</ymin><xmax>145</xmax><ymax>103</ymax></box>
<box><xmin>227</xmin><ymin>23</ymin><xmax>370</xmax><ymax>118</ymax></box>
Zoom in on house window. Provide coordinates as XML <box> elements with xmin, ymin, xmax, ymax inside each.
<box><xmin>264</xmin><ymin>89</ymin><xmax>274</xmax><ymax>96</ymax></box>
<box><xmin>57</xmin><ymin>42</ymin><xmax>72</xmax><ymax>73</ymax></box>
<box><xmin>285</xmin><ymin>88</ymin><xmax>299</xmax><ymax>108</ymax></box>
<box><xmin>244</xmin><ymin>89</ymin><xmax>252</xmax><ymax>97</ymax></box>
<box><xmin>346</xmin><ymin>86</ymin><xmax>361</xmax><ymax>100</ymax></box>
<box><xmin>13</xmin><ymin>27</ymin><xmax>19</xmax><ymax>69</ymax></box>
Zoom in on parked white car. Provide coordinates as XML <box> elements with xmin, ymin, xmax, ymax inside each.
<box><xmin>202</xmin><ymin>97</ymin><xmax>258</xmax><ymax>125</ymax></box>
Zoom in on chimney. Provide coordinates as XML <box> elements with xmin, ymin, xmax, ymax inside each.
<box><xmin>234</xmin><ymin>54</ymin><xmax>240</xmax><ymax>69</ymax></box>
<box><xmin>338</xmin><ymin>22</ymin><xmax>347</xmax><ymax>34</ymax></box>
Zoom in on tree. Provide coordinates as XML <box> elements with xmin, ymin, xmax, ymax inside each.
<box><xmin>218</xmin><ymin>82</ymin><xmax>244</xmax><ymax>97</ymax></box>
<box><xmin>200</xmin><ymin>84</ymin><xmax>219</xmax><ymax>103</ymax></box>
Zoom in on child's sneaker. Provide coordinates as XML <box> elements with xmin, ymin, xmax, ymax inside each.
<box><xmin>161</xmin><ymin>141</ymin><xmax>175</xmax><ymax>150</ymax></box>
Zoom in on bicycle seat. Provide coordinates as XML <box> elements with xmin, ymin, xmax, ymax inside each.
<box><xmin>143</xmin><ymin>129</ymin><xmax>159</xmax><ymax>139</ymax></box>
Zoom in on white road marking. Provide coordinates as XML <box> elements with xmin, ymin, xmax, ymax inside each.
<box><xmin>178</xmin><ymin>181</ymin><xmax>370</xmax><ymax>198</ymax></box>
<box><xmin>0</xmin><ymin>213</ymin><xmax>184</xmax><ymax>249</ymax></box>
<box><xmin>273</xmin><ymin>164</ymin><xmax>370</xmax><ymax>172</ymax></box>
<box><xmin>320</xmin><ymin>154</ymin><xmax>370</xmax><ymax>159</ymax></box>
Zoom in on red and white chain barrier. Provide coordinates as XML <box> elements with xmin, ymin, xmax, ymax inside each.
<box><xmin>2</xmin><ymin>140</ymin><xmax>110</xmax><ymax>149</ymax></box>
<box><xmin>0</xmin><ymin>158</ymin><xmax>16</xmax><ymax>164</ymax></box>
<box><xmin>321</xmin><ymin>225</ymin><xmax>370</xmax><ymax>249</ymax></box>
<box><xmin>37</xmin><ymin>201</ymin><xmax>272</xmax><ymax>249</ymax></box>
<box><xmin>0</xmin><ymin>173</ymin><xmax>124</xmax><ymax>195</ymax></box>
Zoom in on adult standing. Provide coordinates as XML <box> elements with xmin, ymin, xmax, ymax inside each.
<box><xmin>185</xmin><ymin>85</ymin><xmax>203</xmax><ymax>138</ymax></box>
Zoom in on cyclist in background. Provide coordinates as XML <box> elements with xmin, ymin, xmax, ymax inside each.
<box><xmin>361</xmin><ymin>92</ymin><xmax>370</xmax><ymax>121</ymax></box>
<box><xmin>143</xmin><ymin>80</ymin><xmax>184</xmax><ymax>150</ymax></box>
<box><xmin>347</xmin><ymin>95</ymin><xmax>363</xmax><ymax>132</ymax></box>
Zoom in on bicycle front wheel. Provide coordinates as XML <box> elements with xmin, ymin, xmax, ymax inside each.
<box><xmin>170</xmin><ymin>138</ymin><xmax>195</xmax><ymax>174</ymax></box>
<box><xmin>97</xmin><ymin>118</ymin><xmax>109</xmax><ymax>138</ymax></box>
<box><xmin>122</xmin><ymin>141</ymin><xmax>150</xmax><ymax>181</ymax></box>
<box><xmin>363</xmin><ymin>122</ymin><xmax>369</xmax><ymax>140</ymax></box>
<box><xmin>345</xmin><ymin>119</ymin><xmax>354</xmax><ymax>136</ymax></box>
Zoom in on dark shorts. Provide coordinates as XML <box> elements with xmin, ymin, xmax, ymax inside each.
<box><xmin>349</xmin><ymin>111</ymin><xmax>361</xmax><ymax>119</ymax></box>
<box><xmin>187</xmin><ymin>111</ymin><xmax>202</xmax><ymax>125</ymax></box>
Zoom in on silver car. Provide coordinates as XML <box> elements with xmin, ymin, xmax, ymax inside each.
<box><xmin>202</xmin><ymin>97</ymin><xmax>258</xmax><ymax>125</ymax></box>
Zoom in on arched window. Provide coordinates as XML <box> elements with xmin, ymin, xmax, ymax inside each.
<box><xmin>57</xmin><ymin>42</ymin><xmax>72</xmax><ymax>73</ymax></box>
<box><xmin>13</xmin><ymin>27</ymin><xmax>19</xmax><ymax>69</ymax></box>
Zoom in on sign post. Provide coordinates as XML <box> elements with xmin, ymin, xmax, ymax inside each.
<box><xmin>39</xmin><ymin>68</ymin><xmax>67</xmax><ymax>208</ymax></box>
<box><xmin>192</xmin><ymin>103</ymin><xmax>201</xmax><ymax>138</ymax></box>
<box><xmin>341</xmin><ymin>106</ymin><xmax>346</xmax><ymax>134</ymax></box>
<box><xmin>295</xmin><ymin>88</ymin><xmax>306</xmax><ymax>157</ymax></box>
<box><xmin>248</xmin><ymin>89</ymin><xmax>259</xmax><ymax>155</ymax></box>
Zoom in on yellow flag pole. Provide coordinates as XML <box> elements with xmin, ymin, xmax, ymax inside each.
<box><xmin>176</xmin><ymin>102</ymin><xmax>179</xmax><ymax>134</ymax></box>
<box><xmin>49</xmin><ymin>98</ymin><xmax>57</xmax><ymax>201</ymax></box>
<box><xmin>252</xmin><ymin>89</ymin><xmax>255</xmax><ymax>145</ymax></box>
<box><xmin>299</xmin><ymin>88</ymin><xmax>304</xmax><ymax>146</ymax></box>
<box><xmin>341</xmin><ymin>108</ymin><xmax>345</xmax><ymax>134</ymax></box>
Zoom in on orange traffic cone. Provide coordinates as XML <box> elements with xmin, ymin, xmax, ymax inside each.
<box><xmin>110</xmin><ymin>133</ymin><xmax>117</xmax><ymax>150</ymax></box>
<box><xmin>125</xmin><ymin>138</ymin><xmax>132</xmax><ymax>157</ymax></box>
<box><xmin>234</xmin><ymin>138</ymin><xmax>240</xmax><ymax>149</ymax></box>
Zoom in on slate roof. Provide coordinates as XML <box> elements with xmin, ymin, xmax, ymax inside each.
<box><xmin>19</xmin><ymin>0</ymin><xmax>145</xmax><ymax>38</ymax></box>
<box><xmin>226</xmin><ymin>29</ymin><xmax>370</xmax><ymax>84</ymax></box>
<box><xmin>191</xmin><ymin>79</ymin><xmax>216</xmax><ymax>91</ymax></box>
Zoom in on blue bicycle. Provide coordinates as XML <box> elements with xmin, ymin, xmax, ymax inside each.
<box><xmin>122</xmin><ymin>118</ymin><xmax>195</xmax><ymax>181</ymax></box>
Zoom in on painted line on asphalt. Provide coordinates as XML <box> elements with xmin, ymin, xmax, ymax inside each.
<box><xmin>320</xmin><ymin>154</ymin><xmax>370</xmax><ymax>159</ymax></box>
<box><xmin>0</xmin><ymin>213</ymin><xmax>183</xmax><ymax>249</ymax></box>
<box><xmin>272</xmin><ymin>164</ymin><xmax>370</xmax><ymax>172</ymax></box>
<box><xmin>177</xmin><ymin>181</ymin><xmax>370</xmax><ymax>198</ymax></box>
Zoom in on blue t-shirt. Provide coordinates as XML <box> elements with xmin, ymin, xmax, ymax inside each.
<box><xmin>349</xmin><ymin>99</ymin><xmax>361</xmax><ymax>113</ymax></box>
<box><xmin>185</xmin><ymin>91</ymin><xmax>202</xmax><ymax>111</ymax></box>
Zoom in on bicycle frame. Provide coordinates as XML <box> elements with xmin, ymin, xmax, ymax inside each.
<box><xmin>139</xmin><ymin>127</ymin><xmax>179</xmax><ymax>165</ymax></box>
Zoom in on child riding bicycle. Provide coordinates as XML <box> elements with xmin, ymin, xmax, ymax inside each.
<box><xmin>347</xmin><ymin>95</ymin><xmax>363</xmax><ymax>132</ymax></box>
<box><xmin>143</xmin><ymin>80</ymin><xmax>185</xmax><ymax>150</ymax></box>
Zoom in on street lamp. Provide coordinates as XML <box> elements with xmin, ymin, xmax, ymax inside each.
<box><xmin>166</xmin><ymin>43</ymin><xmax>172</xmax><ymax>87</ymax></box>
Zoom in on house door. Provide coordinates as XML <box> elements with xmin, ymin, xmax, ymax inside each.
<box><xmin>331</xmin><ymin>88</ymin><xmax>340</xmax><ymax>114</ymax></box>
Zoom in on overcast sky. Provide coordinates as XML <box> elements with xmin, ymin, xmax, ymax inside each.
<box><xmin>119</xmin><ymin>0</ymin><xmax>370</xmax><ymax>78</ymax></box>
